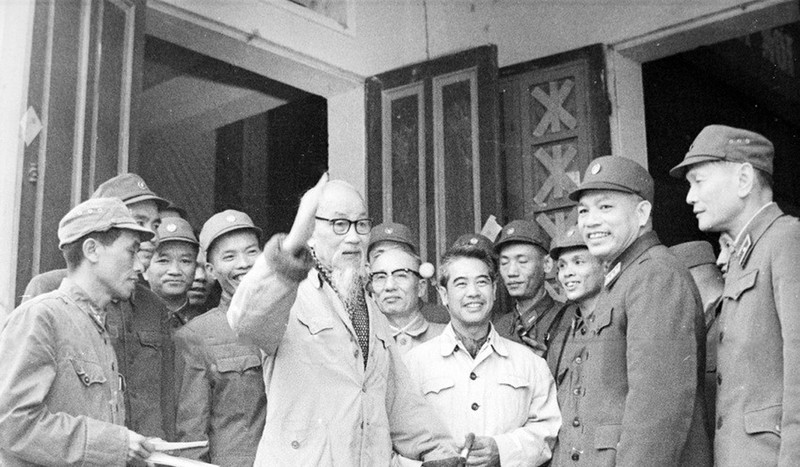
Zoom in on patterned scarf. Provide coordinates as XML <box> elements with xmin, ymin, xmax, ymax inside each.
<box><xmin>312</xmin><ymin>249</ymin><xmax>370</xmax><ymax>368</ymax></box>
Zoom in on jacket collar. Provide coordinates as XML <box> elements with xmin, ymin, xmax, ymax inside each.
<box><xmin>604</xmin><ymin>230</ymin><xmax>661</xmax><ymax>289</ymax></box>
<box><xmin>438</xmin><ymin>322</ymin><xmax>509</xmax><ymax>358</ymax></box>
<box><xmin>58</xmin><ymin>278</ymin><xmax>107</xmax><ymax>333</ymax></box>
<box><xmin>732</xmin><ymin>202</ymin><xmax>782</xmax><ymax>268</ymax></box>
<box><xmin>389</xmin><ymin>312</ymin><xmax>429</xmax><ymax>338</ymax></box>
<box><xmin>515</xmin><ymin>288</ymin><xmax>556</xmax><ymax>332</ymax></box>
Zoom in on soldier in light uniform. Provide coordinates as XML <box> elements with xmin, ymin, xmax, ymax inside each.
<box><xmin>552</xmin><ymin>156</ymin><xmax>711</xmax><ymax>466</ymax></box>
<box><xmin>671</xmin><ymin>125</ymin><xmax>800</xmax><ymax>466</ymax></box>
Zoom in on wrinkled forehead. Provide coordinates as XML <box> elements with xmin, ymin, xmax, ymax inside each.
<box><xmin>315</xmin><ymin>181</ymin><xmax>367</xmax><ymax>219</ymax></box>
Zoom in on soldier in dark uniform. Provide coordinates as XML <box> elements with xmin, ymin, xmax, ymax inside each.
<box><xmin>493</xmin><ymin>220</ymin><xmax>568</xmax><ymax>376</ymax></box>
<box><xmin>174</xmin><ymin>210</ymin><xmax>266</xmax><ymax>466</ymax></box>
<box><xmin>671</xmin><ymin>125</ymin><xmax>800</xmax><ymax>466</ymax></box>
<box><xmin>20</xmin><ymin>173</ymin><xmax>177</xmax><ymax>440</ymax></box>
<box><xmin>552</xmin><ymin>156</ymin><xmax>711</xmax><ymax>466</ymax></box>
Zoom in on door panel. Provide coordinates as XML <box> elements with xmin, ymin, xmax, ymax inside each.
<box><xmin>367</xmin><ymin>45</ymin><xmax>501</xmax><ymax>269</ymax></box>
<box><xmin>15</xmin><ymin>0</ymin><xmax>145</xmax><ymax>305</ymax></box>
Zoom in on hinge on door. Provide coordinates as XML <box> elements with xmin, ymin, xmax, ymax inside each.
<box><xmin>27</xmin><ymin>162</ymin><xmax>39</xmax><ymax>184</ymax></box>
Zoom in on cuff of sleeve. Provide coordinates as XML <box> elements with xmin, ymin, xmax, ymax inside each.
<box><xmin>266</xmin><ymin>234</ymin><xmax>313</xmax><ymax>283</ymax></box>
<box><xmin>84</xmin><ymin>418</ymin><xmax>129</xmax><ymax>466</ymax></box>
<box><xmin>494</xmin><ymin>433</ymin><xmax>546</xmax><ymax>467</ymax></box>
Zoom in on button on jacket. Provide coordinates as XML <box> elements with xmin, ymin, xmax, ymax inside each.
<box><xmin>228</xmin><ymin>235</ymin><xmax>458</xmax><ymax>466</ymax></box>
<box><xmin>552</xmin><ymin>232</ymin><xmax>711</xmax><ymax>467</ymax></box>
<box><xmin>23</xmin><ymin>270</ymin><xmax>175</xmax><ymax>440</ymax></box>
<box><xmin>715</xmin><ymin>203</ymin><xmax>800</xmax><ymax>466</ymax></box>
<box><xmin>174</xmin><ymin>293</ymin><xmax>266</xmax><ymax>466</ymax></box>
<box><xmin>405</xmin><ymin>324</ymin><xmax>561</xmax><ymax>466</ymax></box>
<box><xmin>0</xmin><ymin>279</ymin><xmax>129</xmax><ymax>466</ymax></box>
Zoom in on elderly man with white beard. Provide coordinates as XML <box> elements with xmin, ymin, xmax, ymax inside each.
<box><xmin>228</xmin><ymin>174</ymin><xmax>459</xmax><ymax>466</ymax></box>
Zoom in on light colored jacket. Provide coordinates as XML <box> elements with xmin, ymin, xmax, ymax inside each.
<box><xmin>228</xmin><ymin>235</ymin><xmax>458</xmax><ymax>466</ymax></box>
<box><xmin>405</xmin><ymin>323</ymin><xmax>561</xmax><ymax>466</ymax></box>
<box><xmin>0</xmin><ymin>279</ymin><xmax>129</xmax><ymax>466</ymax></box>
<box><xmin>715</xmin><ymin>203</ymin><xmax>800</xmax><ymax>466</ymax></box>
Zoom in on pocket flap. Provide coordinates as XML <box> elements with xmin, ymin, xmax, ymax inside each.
<box><xmin>591</xmin><ymin>306</ymin><xmax>613</xmax><ymax>334</ymax></box>
<box><xmin>594</xmin><ymin>424</ymin><xmax>622</xmax><ymax>449</ymax></box>
<box><xmin>137</xmin><ymin>330</ymin><xmax>162</xmax><ymax>349</ymax></box>
<box><xmin>744</xmin><ymin>404</ymin><xmax>782</xmax><ymax>435</ymax></box>
<box><xmin>296</xmin><ymin>309</ymin><xmax>335</xmax><ymax>335</ymax></box>
<box><xmin>421</xmin><ymin>377</ymin><xmax>455</xmax><ymax>395</ymax></box>
<box><xmin>71</xmin><ymin>359</ymin><xmax>108</xmax><ymax>387</ymax></box>
<box><xmin>498</xmin><ymin>375</ymin><xmax>530</xmax><ymax>389</ymax></box>
<box><xmin>723</xmin><ymin>269</ymin><xmax>758</xmax><ymax>301</ymax></box>
<box><xmin>216</xmin><ymin>354</ymin><xmax>262</xmax><ymax>374</ymax></box>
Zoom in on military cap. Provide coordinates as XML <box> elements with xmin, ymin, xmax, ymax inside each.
<box><xmin>199</xmin><ymin>210</ymin><xmax>262</xmax><ymax>253</ymax></box>
<box><xmin>549</xmin><ymin>225</ymin><xmax>587</xmax><ymax>260</ymax></box>
<box><xmin>92</xmin><ymin>173</ymin><xmax>169</xmax><ymax>209</ymax></box>
<box><xmin>569</xmin><ymin>156</ymin><xmax>654</xmax><ymax>203</ymax></box>
<box><xmin>494</xmin><ymin>219</ymin><xmax>551</xmax><ymax>253</ymax></box>
<box><xmin>156</xmin><ymin>218</ymin><xmax>198</xmax><ymax>247</ymax></box>
<box><xmin>669</xmin><ymin>241</ymin><xmax>716</xmax><ymax>269</ymax></box>
<box><xmin>453</xmin><ymin>233</ymin><xmax>496</xmax><ymax>255</ymax></box>
<box><xmin>669</xmin><ymin>125</ymin><xmax>774</xmax><ymax>178</ymax></box>
<box><xmin>58</xmin><ymin>197</ymin><xmax>155</xmax><ymax>248</ymax></box>
<box><xmin>161</xmin><ymin>201</ymin><xmax>188</xmax><ymax>220</ymax></box>
<box><xmin>368</xmin><ymin>222</ymin><xmax>418</xmax><ymax>254</ymax></box>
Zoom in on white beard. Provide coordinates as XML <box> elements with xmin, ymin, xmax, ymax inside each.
<box><xmin>331</xmin><ymin>263</ymin><xmax>366</xmax><ymax>307</ymax></box>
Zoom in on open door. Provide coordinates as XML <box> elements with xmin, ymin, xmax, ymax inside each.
<box><xmin>15</xmin><ymin>0</ymin><xmax>146</xmax><ymax>305</ymax></box>
<box><xmin>366</xmin><ymin>45</ymin><xmax>502</xmax><ymax>269</ymax></box>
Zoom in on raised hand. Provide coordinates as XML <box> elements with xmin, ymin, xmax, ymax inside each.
<box><xmin>283</xmin><ymin>172</ymin><xmax>329</xmax><ymax>256</ymax></box>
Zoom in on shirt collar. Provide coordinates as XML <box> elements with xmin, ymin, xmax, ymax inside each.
<box><xmin>58</xmin><ymin>278</ymin><xmax>107</xmax><ymax>332</ymax></box>
<box><xmin>389</xmin><ymin>313</ymin><xmax>429</xmax><ymax>338</ymax></box>
<box><xmin>515</xmin><ymin>288</ymin><xmax>555</xmax><ymax>332</ymax></box>
<box><xmin>438</xmin><ymin>322</ymin><xmax>508</xmax><ymax>358</ymax></box>
<box><xmin>604</xmin><ymin>231</ymin><xmax>661</xmax><ymax>289</ymax></box>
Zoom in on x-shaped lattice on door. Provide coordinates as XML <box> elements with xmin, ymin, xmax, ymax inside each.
<box><xmin>531</xmin><ymin>79</ymin><xmax>577</xmax><ymax>137</ymax></box>
<box><xmin>532</xmin><ymin>144</ymin><xmax>579</xmax><ymax>204</ymax></box>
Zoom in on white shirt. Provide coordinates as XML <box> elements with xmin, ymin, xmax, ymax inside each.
<box><xmin>404</xmin><ymin>323</ymin><xmax>562</xmax><ymax>467</ymax></box>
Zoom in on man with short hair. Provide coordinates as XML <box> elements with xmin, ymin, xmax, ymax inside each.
<box><xmin>228</xmin><ymin>175</ymin><xmax>459</xmax><ymax>465</ymax></box>
<box><xmin>552</xmin><ymin>156</ymin><xmax>711</xmax><ymax>466</ymax></box>
<box><xmin>494</xmin><ymin>220</ymin><xmax>566</xmax><ymax>371</ymax></box>
<box><xmin>174</xmin><ymin>210</ymin><xmax>267</xmax><ymax>466</ymax></box>
<box><xmin>405</xmin><ymin>243</ymin><xmax>561</xmax><ymax>467</ymax></box>
<box><xmin>0</xmin><ymin>198</ymin><xmax>156</xmax><ymax>465</ymax></box>
<box><xmin>146</xmin><ymin>218</ymin><xmax>204</xmax><ymax>328</ymax></box>
<box><xmin>547</xmin><ymin>226</ymin><xmax>604</xmax><ymax>389</ymax></box>
<box><xmin>187</xmin><ymin>252</ymin><xmax>217</xmax><ymax>312</ymax></box>
<box><xmin>369</xmin><ymin>248</ymin><xmax>445</xmax><ymax>355</ymax></box>
<box><xmin>21</xmin><ymin>173</ymin><xmax>176</xmax><ymax>440</ymax></box>
<box><xmin>670</xmin><ymin>240</ymin><xmax>724</xmax><ymax>440</ymax></box>
<box><xmin>671</xmin><ymin>125</ymin><xmax>800</xmax><ymax>465</ymax></box>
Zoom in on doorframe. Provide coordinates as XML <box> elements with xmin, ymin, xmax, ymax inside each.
<box><xmin>605</xmin><ymin>0</ymin><xmax>799</xmax><ymax>169</ymax></box>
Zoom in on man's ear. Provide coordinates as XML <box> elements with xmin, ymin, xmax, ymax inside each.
<box><xmin>737</xmin><ymin>163</ymin><xmax>756</xmax><ymax>198</ymax></box>
<box><xmin>204</xmin><ymin>261</ymin><xmax>218</xmax><ymax>282</ymax></box>
<box><xmin>542</xmin><ymin>255</ymin><xmax>554</xmax><ymax>275</ymax></box>
<box><xmin>82</xmin><ymin>238</ymin><xmax>101</xmax><ymax>264</ymax></box>
<box><xmin>417</xmin><ymin>278</ymin><xmax>428</xmax><ymax>299</ymax></box>
<box><xmin>437</xmin><ymin>285</ymin><xmax>449</xmax><ymax>309</ymax></box>
<box><xmin>635</xmin><ymin>200</ymin><xmax>652</xmax><ymax>228</ymax></box>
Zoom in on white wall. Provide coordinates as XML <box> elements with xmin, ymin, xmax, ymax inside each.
<box><xmin>0</xmin><ymin>0</ymin><xmax>35</xmax><ymax>318</ymax></box>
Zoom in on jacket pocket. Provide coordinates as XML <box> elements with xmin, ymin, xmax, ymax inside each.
<box><xmin>71</xmin><ymin>358</ymin><xmax>108</xmax><ymax>387</ymax></box>
<box><xmin>296</xmin><ymin>311</ymin><xmax>335</xmax><ymax>335</ymax></box>
<box><xmin>498</xmin><ymin>375</ymin><xmax>530</xmax><ymax>390</ymax></box>
<box><xmin>281</xmin><ymin>418</ymin><xmax>332</xmax><ymax>464</ymax></box>
<box><xmin>137</xmin><ymin>330</ymin><xmax>163</xmax><ymax>350</ymax></box>
<box><xmin>744</xmin><ymin>404</ymin><xmax>782</xmax><ymax>436</ymax></box>
<box><xmin>421</xmin><ymin>377</ymin><xmax>455</xmax><ymax>395</ymax></box>
<box><xmin>594</xmin><ymin>424</ymin><xmax>622</xmax><ymax>450</ymax></box>
<box><xmin>216</xmin><ymin>354</ymin><xmax>262</xmax><ymax>374</ymax></box>
<box><xmin>591</xmin><ymin>306</ymin><xmax>614</xmax><ymax>335</ymax></box>
<box><xmin>723</xmin><ymin>269</ymin><xmax>758</xmax><ymax>301</ymax></box>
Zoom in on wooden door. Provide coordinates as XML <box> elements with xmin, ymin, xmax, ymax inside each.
<box><xmin>499</xmin><ymin>44</ymin><xmax>611</xmax><ymax>241</ymax></box>
<box><xmin>15</xmin><ymin>0</ymin><xmax>146</xmax><ymax>305</ymax></box>
<box><xmin>366</xmin><ymin>46</ymin><xmax>502</xmax><ymax>268</ymax></box>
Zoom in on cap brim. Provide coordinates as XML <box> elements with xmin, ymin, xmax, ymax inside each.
<box><xmin>494</xmin><ymin>236</ymin><xmax>547</xmax><ymax>253</ymax></box>
<box><xmin>568</xmin><ymin>182</ymin><xmax>638</xmax><ymax>201</ymax></box>
<box><xmin>118</xmin><ymin>222</ymin><xmax>157</xmax><ymax>242</ymax></box>
<box><xmin>668</xmin><ymin>155</ymin><xmax>723</xmax><ymax>179</ymax></box>
<box><xmin>158</xmin><ymin>237</ymin><xmax>199</xmax><ymax>247</ymax></box>
<box><xmin>124</xmin><ymin>194</ymin><xmax>170</xmax><ymax>210</ymax></box>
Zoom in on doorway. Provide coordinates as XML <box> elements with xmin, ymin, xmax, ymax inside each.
<box><xmin>134</xmin><ymin>36</ymin><xmax>328</xmax><ymax>236</ymax></box>
<box><xmin>642</xmin><ymin>22</ymin><xmax>800</xmax><ymax>248</ymax></box>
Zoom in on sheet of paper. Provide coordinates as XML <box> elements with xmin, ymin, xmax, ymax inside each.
<box><xmin>147</xmin><ymin>452</ymin><xmax>219</xmax><ymax>467</ymax></box>
<box><xmin>150</xmin><ymin>440</ymin><xmax>208</xmax><ymax>452</ymax></box>
<box><xmin>480</xmin><ymin>215</ymin><xmax>502</xmax><ymax>242</ymax></box>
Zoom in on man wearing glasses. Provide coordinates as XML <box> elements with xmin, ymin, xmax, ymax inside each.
<box><xmin>228</xmin><ymin>175</ymin><xmax>460</xmax><ymax>466</ymax></box>
<box><xmin>369</xmin><ymin>247</ymin><xmax>445</xmax><ymax>355</ymax></box>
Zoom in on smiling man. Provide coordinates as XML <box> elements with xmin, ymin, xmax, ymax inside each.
<box><xmin>551</xmin><ymin>156</ymin><xmax>711</xmax><ymax>466</ymax></box>
<box><xmin>404</xmin><ymin>243</ymin><xmax>561</xmax><ymax>467</ymax></box>
<box><xmin>0</xmin><ymin>198</ymin><xmax>156</xmax><ymax>466</ymax></box>
<box><xmin>173</xmin><ymin>210</ymin><xmax>266</xmax><ymax>466</ymax></box>
<box><xmin>493</xmin><ymin>220</ymin><xmax>566</xmax><ymax>370</ymax></box>
<box><xmin>670</xmin><ymin>125</ymin><xmax>800</xmax><ymax>466</ymax></box>
<box><xmin>228</xmin><ymin>175</ymin><xmax>459</xmax><ymax>466</ymax></box>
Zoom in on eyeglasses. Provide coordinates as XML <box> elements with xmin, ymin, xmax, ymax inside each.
<box><xmin>369</xmin><ymin>268</ymin><xmax>421</xmax><ymax>290</ymax></box>
<box><xmin>315</xmin><ymin>216</ymin><xmax>372</xmax><ymax>235</ymax></box>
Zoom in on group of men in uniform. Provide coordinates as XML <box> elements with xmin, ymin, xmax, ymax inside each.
<box><xmin>0</xmin><ymin>122</ymin><xmax>797</xmax><ymax>467</ymax></box>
